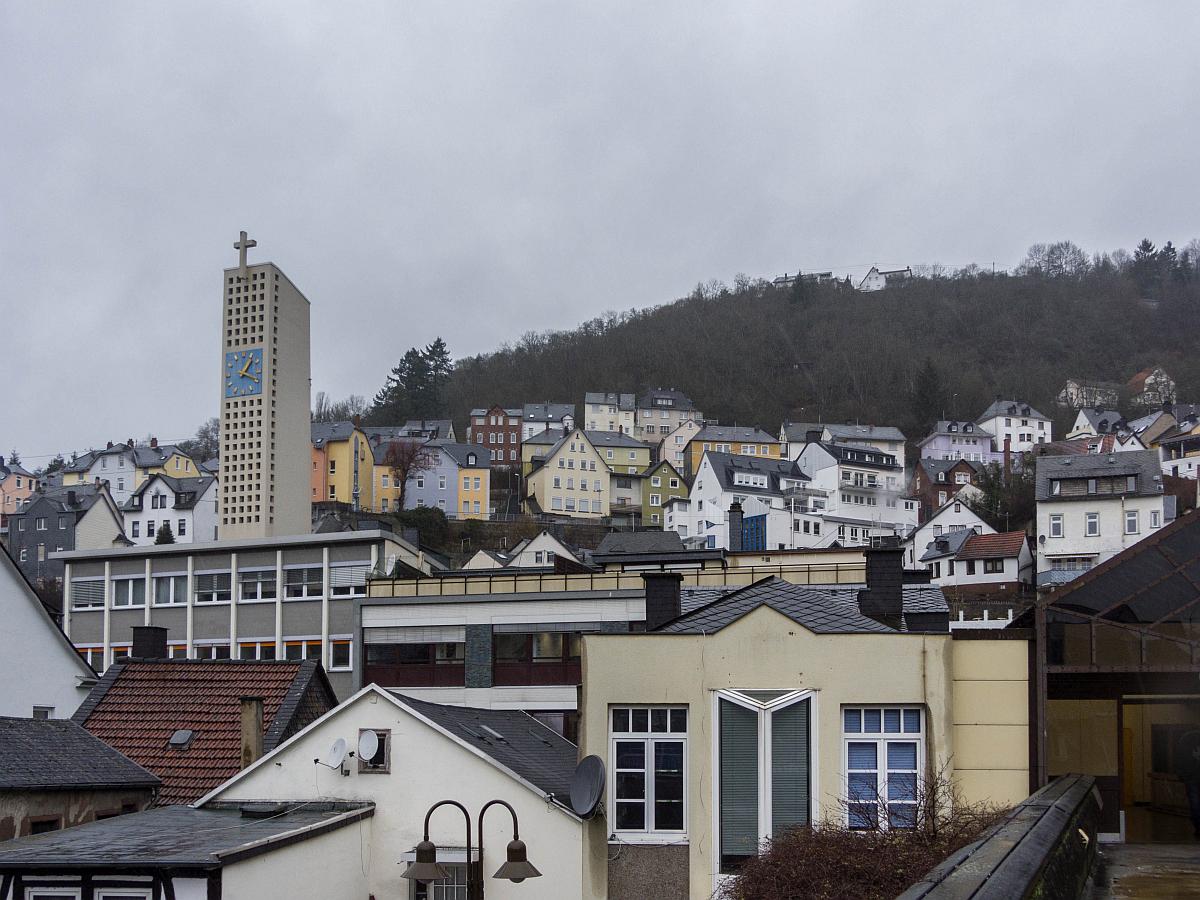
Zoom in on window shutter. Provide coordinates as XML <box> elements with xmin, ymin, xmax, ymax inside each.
<box><xmin>364</xmin><ymin>626</ymin><xmax>465</xmax><ymax>644</ymax></box>
<box><xmin>771</xmin><ymin>698</ymin><xmax>810</xmax><ymax>833</ymax></box>
<box><xmin>71</xmin><ymin>579</ymin><xmax>105</xmax><ymax>606</ymax></box>
<box><xmin>330</xmin><ymin>564</ymin><xmax>370</xmax><ymax>587</ymax></box>
<box><xmin>719</xmin><ymin>698</ymin><xmax>759</xmax><ymax>857</ymax></box>
<box><xmin>195</xmin><ymin>573</ymin><xmax>219</xmax><ymax>593</ymax></box>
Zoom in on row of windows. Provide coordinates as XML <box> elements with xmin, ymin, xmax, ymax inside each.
<box><xmin>130</xmin><ymin>519</ymin><xmax>187</xmax><ymax>539</ymax></box>
<box><xmin>550</xmin><ymin>497</ymin><xmax>603</xmax><ymax>513</ymax></box>
<box><xmin>72</xmin><ymin>567</ymin><xmax>368</xmax><ymax>610</ymax></box>
<box><xmin>930</xmin><ymin>558</ymin><xmax>1004</xmax><ymax>577</ymax></box>
<box><xmin>1046</xmin><ymin>508</ymin><xmax>1160</xmax><ymax>538</ymax></box>
<box><xmin>77</xmin><ymin>638</ymin><xmax>352</xmax><ymax>671</ymax></box>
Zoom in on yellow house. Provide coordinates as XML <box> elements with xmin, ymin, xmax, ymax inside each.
<box><xmin>587</xmin><ymin>429</ymin><xmax>652</xmax><ymax>474</ymax></box>
<box><xmin>521</xmin><ymin>429</ymin><xmax>562</xmax><ymax>480</ymax></box>
<box><xmin>60</xmin><ymin>440</ymin><xmax>202</xmax><ymax>500</ymax></box>
<box><xmin>369</xmin><ymin>439</ymin><xmax>491</xmax><ymax>520</ymax></box>
<box><xmin>579</xmin><ymin>554</ymin><xmax>1030</xmax><ymax>900</ymax></box>
<box><xmin>311</xmin><ymin>422</ymin><xmax>374</xmax><ymax>509</ymax></box>
<box><xmin>526</xmin><ymin>429</ymin><xmax>611</xmax><ymax>518</ymax></box>
<box><xmin>684</xmin><ymin>424</ymin><xmax>780</xmax><ymax>477</ymax></box>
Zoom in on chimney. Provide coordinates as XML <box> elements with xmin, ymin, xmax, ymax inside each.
<box><xmin>643</xmin><ymin>572</ymin><xmax>684</xmax><ymax>631</ymax></box>
<box><xmin>1003</xmin><ymin>436</ymin><xmax>1012</xmax><ymax>479</ymax></box>
<box><xmin>150</xmin><ymin>437</ymin><xmax>158</xmax><ymax>448</ymax></box>
<box><xmin>128</xmin><ymin>438</ymin><xmax>134</xmax><ymax>448</ymax></box>
<box><xmin>106</xmin><ymin>441</ymin><xmax>114</xmax><ymax>450</ymax></box>
<box><xmin>728</xmin><ymin>501</ymin><xmax>744</xmax><ymax>552</ymax></box>
<box><xmin>66</xmin><ymin>490</ymin><xmax>77</xmax><ymax>507</ymax></box>
<box><xmin>858</xmin><ymin>538</ymin><xmax>904</xmax><ymax>623</ymax></box>
<box><xmin>240</xmin><ymin>696</ymin><xmax>265</xmax><ymax>767</ymax></box>
<box><xmin>805</xmin><ymin>429</ymin><xmax>822</xmax><ymax>445</ymax></box>
<box><xmin>131</xmin><ymin>625</ymin><xmax>169</xmax><ymax>659</ymax></box>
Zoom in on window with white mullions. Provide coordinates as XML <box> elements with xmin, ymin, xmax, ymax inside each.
<box><xmin>715</xmin><ymin>690</ymin><xmax>813</xmax><ymax>874</ymax></box>
<box><xmin>610</xmin><ymin>706</ymin><xmax>687</xmax><ymax>837</ymax></box>
<box><xmin>239</xmin><ymin>569</ymin><xmax>277</xmax><ymax>601</ymax></box>
<box><xmin>284</xmin><ymin>566</ymin><xmax>322</xmax><ymax>599</ymax></box>
<box><xmin>843</xmin><ymin>706</ymin><xmax>922</xmax><ymax>830</ymax></box>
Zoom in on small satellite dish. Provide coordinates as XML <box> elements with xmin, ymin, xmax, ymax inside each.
<box><xmin>385</xmin><ymin>554</ymin><xmax>397</xmax><ymax>576</ymax></box>
<box><xmin>323</xmin><ymin>737</ymin><xmax>348</xmax><ymax>769</ymax></box>
<box><xmin>358</xmin><ymin>730</ymin><xmax>379</xmax><ymax>762</ymax></box>
<box><xmin>569</xmin><ymin>755</ymin><xmax>605</xmax><ymax>819</ymax></box>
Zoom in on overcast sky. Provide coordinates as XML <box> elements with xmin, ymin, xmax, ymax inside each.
<box><xmin>2</xmin><ymin>3</ymin><xmax>1197</xmax><ymax>464</ymax></box>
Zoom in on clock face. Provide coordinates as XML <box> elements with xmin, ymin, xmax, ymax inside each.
<box><xmin>224</xmin><ymin>348</ymin><xmax>264</xmax><ymax>398</ymax></box>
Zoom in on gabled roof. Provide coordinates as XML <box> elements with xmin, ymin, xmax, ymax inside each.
<box><xmin>0</xmin><ymin>717</ymin><xmax>159</xmax><ymax>791</ymax></box>
<box><xmin>310</xmin><ymin>421</ymin><xmax>359</xmax><ymax>447</ymax></box>
<box><xmin>693</xmin><ymin>425</ymin><xmax>777</xmax><ymax>444</ymax></box>
<box><xmin>916</xmin><ymin>458</ymin><xmax>983</xmax><ymax>482</ymax></box>
<box><xmin>814</xmin><ymin>441</ymin><xmax>900</xmax><ymax>470</ymax></box>
<box><xmin>958</xmin><ymin>531</ymin><xmax>1027</xmax><ymax>560</ymax></box>
<box><xmin>18</xmin><ymin>483</ymin><xmax>108</xmax><ymax>516</ymax></box>
<box><xmin>584</xmin><ymin>391</ymin><xmax>635</xmax><ymax>410</ymax></box>
<box><xmin>636</xmin><ymin>388</ymin><xmax>696</xmax><ymax>411</ymax></box>
<box><xmin>703</xmin><ymin>452</ymin><xmax>808</xmax><ymax>495</ymax></box>
<box><xmin>976</xmin><ymin>399</ymin><xmax>1048</xmax><ymax>422</ymax></box>
<box><xmin>431</xmin><ymin>441</ymin><xmax>490</xmax><ymax>469</ymax></box>
<box><xmin>522</xmin><ymin>429</ymin><xmax>563</xmax><ymax>448</ymax></box>
<box><xmin>1076</xmin><ymin>407</ymin><xmax>1125</xmax><ymax>433</ymax></box>
<box><xmin>0</xmin><ymin>802</ymin><xmax>373</xmax><ymax>872</ymax></box>
<box><xmin>823</xmin><ymin>423</ymin><xmax>906</xmax><ymax>442</ymax></box>
<box><xmin>522</xmin><ymin>403</ymin><xmax>575</xmax><ymax>423</ymax></box>
<box><xmin>1034</xmin><ymin>450</ymin><xmax>1164</xmax><ymax>501</ymax></box>
<box><xmin>654</xmin><ymin>576</ymin><xmax>947</xmax><ymax>635</ymax></box>
<box><xmin>0</xmin><ymin>461</ymin><xmax>34</xmax><ymax>479</ymax></box>
<box><xmin>469</xmin><ymin>406</ymin><xmax>522</xmax><ymax>417</ymax></box>
<box><xmin>919</xmin><ymin>420</ymin><xmax>994</xmax><ymax>444</ymax></box>
<box><xmin>919</xmin><ymin>527</ymin><xmax>976</xmax><ymax>562</ymax></box>
<box><xmin>392</xmin><ymin>694</ymin><xmax>578</xmax><ymax>802</ymax></box>
<box><xmin>73</xmin><ymin>659</ymin><xmax>338</xmax><ymax>805</ymax></box>
<box><xmin>125</xmin><ymin>474</ymin><xmax>216</xmax><ymax>510</ymax></box>
<box><xmin>595</xmin><ymin>531</ymin><xmax>685</xmax><ymax>555</ymax></box>
<box><xmin>584</xmin><ymin>430</ymin><xmax>649</xmax><ymax>449</ymax></box>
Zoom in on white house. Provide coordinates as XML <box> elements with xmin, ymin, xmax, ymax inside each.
<box><xmin>1065</xmin><ymin>407</ymin><xmax>1125</xmax><ymax>440</ymax></box>
<box><xmin>856</xmin><ymin>265</ymin><xmax>912</xmax><ymax>292</ymax></box>
<box><xmin>902</xmin><ymin>496</ymin><xmax>994</xmax><ymax>569</ymax></box>
<box><xmin>916</xmin><ymin>529</ymin><xmax>1032</xmax><ymax>591</ymax></box>
<box><xmin>122</xmin><ymin>473</ymin><xmax>218</xmax><ymax>545</ymax></box>
<box><xmin>795</xmin><ymin>441</ymin><xmax>919</xmax><ymax>545</ymax></box>
<box><xmin>1035</xmin><ymin>451</ymin><xmax>1175</xmax><ymax>587</ymax></box>
<box><xmin>200</xmin><ymin>685</ymin><xmax>594</xmax><ymax>900</ymax></box>
<box><xmin>460</xmin><ymin>531</ymin><xmax>584</xmax><ymax>571</ymax></box>
<box><xmin>583</xmin><ymin>391</ymin><xmax>636</xmax><ymax>434</ymax></box>
<box><xmin>667</xmin><ymin>452</ymin><xmax>826</xmax><ymax>550</ymax></box>
<box><xmin>976</xmin><ymin>399</ymin><xmax>1052</xmax><ymax>454</ymax></box>
<box><xmin>782</xmin><ymin>422</ymin><xmax>907</xmax><ymax>472</ymax></box>
<box><xmin>0</xmin><ymin>543</ymin><xmax>96</xmax><ymax>717</ymax></box>
<box><xmin>521</xmin><ymin>403</ymin><xmax>576</xmax><ymax>442</ymax></box>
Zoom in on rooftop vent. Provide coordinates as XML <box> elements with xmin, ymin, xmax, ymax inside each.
<box><xmin>168</xmin><ymin>729</ymin><xmax>196</xmax><ymax>750</ymax></box>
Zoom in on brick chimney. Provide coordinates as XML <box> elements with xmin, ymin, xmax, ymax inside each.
<box><xmin>131</xmin><ymin>625</ymin><xmax>169</xmax><ymax>659</ymax></box>
<box><xmin>240</xmin><ymin>697</ymin><xmax>264</xmax><ymax>767</ymax></box>
<box><xmin>643</xmin><ymin>572</ymin><xmax>684</xmax><ymax>631</ymax></box>
<box><xmin>728</xmin><ymin>501</ymin><xmax>744</xmax><ymax>552</ymax></box>
<box><xmin>66</xmin><ymin>490</ymin><xmax>77</xmax><ymax>508</ymax></box>
<box><xmin>805</xmin><ymin>429</ymin><xmax>822</xmax><ymax>445</ymax></box>
<box><xmin>106</xmin><ymin>441</ymin><xmax>114</xmax><ymax>450</ymax></box>
<box><xmin>1003</xmin><ymin>435</ymin><xmax>1012</xmax><ymax>479</ymax></box>
<box><xmin>858</xmin><ymin>538</ymin><xmax>904</xmax><ymax>624</ymax></box>
<box><xmin>150</xmin><ymin>437</ymin><xmax>158</xmax><ymax>448</ymax></box>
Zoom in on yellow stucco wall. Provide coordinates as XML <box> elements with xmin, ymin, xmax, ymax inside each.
<box><xmin>313</xmin><ymin>429</ymin><xmax>374</xmax><ymax>508</ymax></box>
<box><xmin>457</xmin><ymin>466</ymin><xmax>490</xmax><ymax>519</ymax></box>
<box><xmin>685</xmin><ymin>439</ymin><xmax>781</xmax><ymax>476</ymax></box>
<box><xmin>527</xmin><ymin>432</ymin><xmax>609</xmax><ymax>518</ymax></box>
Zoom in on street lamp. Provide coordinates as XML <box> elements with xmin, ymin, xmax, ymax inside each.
<box><xmin>401</xmin><ymin>799</ymin><xmax>541</xmax><ymax>899</ymax></box>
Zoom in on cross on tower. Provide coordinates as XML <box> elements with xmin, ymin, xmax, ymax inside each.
<box><xmin>234</xmin><ymin>230</ymin><xmax>257</xmax><ymax>280</ymax></box>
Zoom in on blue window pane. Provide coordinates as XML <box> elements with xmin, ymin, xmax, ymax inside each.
<box><xmin>844</xmin><ymin>709</ymin><xmax>861</xmax><ymax>733</ymax></box>
<box><xmin>903</xmin><ymin>709</ymin><xmax>921</xmax><ymax>733</ymax></box>
<box><xmin>848</xmin><ymin>803</ymin><xmax>877</xmax><ymax>829</ymax></box>
<box><xmin>887</xmin><ymin>742</ymin><xmax>917</xmax><ymax>770</ymax></box>
<box><xmin>884</xmin><ymin>709</ymin><xmax>901</xmax><ymax>733</ymax></box>
<box><xmin>847</xmin><ymin>742</ymin><xmax>877</xmax><ymax>769</ymax></box>
<box><xmin>848</xmin><ymin>772</ymin><xmax>877</xmax><ymax>801</ymax></box>
<box><xmin>863</xmin><ymin>709</ymin><xmax>882</xmax><ymax>733</ymax></box>
<box><xmin>888</xmin><ymin>804</ymin><xmax>916</xmax><ymax>829</ymax></box>
<box><xmin>888</xmin><ymin>773</ymin><xmax>917</xmax><ymax>801</ymax></box>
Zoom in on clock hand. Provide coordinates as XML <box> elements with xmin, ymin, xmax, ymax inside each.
<box><xmin>239</xmin><ymin>358</ymin><xmax>253</xmax><ymax>377</ymax></box>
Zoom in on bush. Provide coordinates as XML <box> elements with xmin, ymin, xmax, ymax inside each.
<box><xmin>715</xmin><ymin>765</ymin><xmax>1008</xmax><ymax>900</ymax></box>
<box><xmin>391</xmin><ymin>506</ymin><xmax>450</xmax><ymax>550</ymax></box>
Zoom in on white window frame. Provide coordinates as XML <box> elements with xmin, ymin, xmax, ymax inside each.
<box><xmin>842</xmin><ymin>705</ymin><xmax>924</xmax><ymax>831</ymax></box>
<box><xmin>1124</xmin><ymin>510</ymin><xmax>1139</xmax><ymax>535</ymax></box>
<box><xmin>1048</xmin><ymin>514</ymin><xmax>1064</xmax><ymax>538</ymax></box>
<box><xmin>152</xmin><ymin>574</ymin><xmax>188</xmax><ymax>606</ymax></box>
<box><xmin>111</xmin><ymin>577</ymin><xmax>146</xmax><ymax>608</ymax></box>
<box><xmin>283</xmin><ymin>566</ymin><xmax>323</xmax><ymax>600</ymax></box>
<box><xmin>609</xmin><ymin>705</ymin><xmax>688</xmax><ymax>843</ymax></box>
<box><xmin>1085</xmin><ymin>512</ymin><xmax>1100</xmax><ymax>537</ymax></box>
<box><xmin>712</xmin><ymin>689</ymin><xmax>818</xmax><ymax>884</ymax></box>
<box><xmin>238</xmin><ymin>569</ymin><xmax>278</xmax><ymax>603</ymax></box>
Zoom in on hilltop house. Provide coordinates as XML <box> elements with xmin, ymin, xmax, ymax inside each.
<box><xmin>1127</xmin><ymin>366</ymin><xmax>1175</xmax><ymax>410</ymax></box>
<box><xmin>782</xmin><ymin>422</ymin><xmax>907</xmax><ymax>472</ymax></box>
<box><xmin>658</xmin><ymin>419</ymin><xmax>702</xmax><ymax>471</ymax></box>
<box><xmin>122</xmin><ymin>474</ymin><xmax>218</xmax><ymax>545</ymax></box>
<box><xmin>916</xmin><ymin>420</ymin><xmax>1004</xmax><ymax>465</ymax></box>
<box><xmin>1034</xmin><ymin>450</ymin><xmax>1174</xmax><ymax>586</ymax></box>
<box><xmin>521</xmin><ymin>402</ymin><xmax>576</xmax><ymax>441</ymax></box>
<box><xmin>60</xmin><ymin>439</ymin><xmax>201</xmax><ymax>504</ymax></box>
<box><xmin>975</xmin><ymin>399</ymin><xmax>1052</xmax><ymax>453</ymax></box>
<box><xmin>584</xmin><ymin>391</ymin><xmax>636</xmax><ymax>433</ymax></box>
<box><xmin>1056</xmin><ymin>378</ymin><xmax>1122</xmax><ymax>410</ymax></box>
<box><xmin>856</xmin><ymin>265</ymin><xmax>912</xmax><ymax>291</ymax></box>
<box><xmin>635</xmin><ymin>388</ymin><xmax>702</xmax><ymax>442</ymax></box>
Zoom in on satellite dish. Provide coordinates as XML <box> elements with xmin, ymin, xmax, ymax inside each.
<box><xmin>385</xmin><ymin>554</ymin><xmax>397</xmax><ymax>576</ymax></box>
<box><xmin>324</xmin><ymin>737</ymin><xmax>348</xmax><ymax>769</ymax></box>
<box><xmin>358</xmin><ymin>730</ymin><xmax>379</xmax><ymax>762</ymax></box>
<box><xmin>569</xmin><ymin>755</ymin><xmax>605</xmax><ymax>819</ymax></box>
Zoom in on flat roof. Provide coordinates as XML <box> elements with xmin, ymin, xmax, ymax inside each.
<box><xmin>52</xmin><ymin>529</ymin><xmax>406</xmax><ymax>562</ymax></box>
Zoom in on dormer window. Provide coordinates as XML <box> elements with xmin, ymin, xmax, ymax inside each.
<box><xmin>964</xmin><ymin>424</ymin><xmax>973</xmax><ymax>433</ymax></box>
<box><xmin>466</xmin><ymin>453</ymin><xmax>476</xmax><ymax>466</ymax></box>
<box><xmin>948</xmin><ymin>423</ymin><xmax>958</xmax><ymax>432</ymax></box>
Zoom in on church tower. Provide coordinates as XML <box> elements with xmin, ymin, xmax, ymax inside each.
<box><xmin>218</xmin><ymin>232</ymin><xmax>311</xmax><ymax>538</ymax></box>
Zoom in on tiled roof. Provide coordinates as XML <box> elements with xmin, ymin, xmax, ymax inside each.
<box><xmin>392</xmin><ymin>695</ymin><xmax>578</xmax><ymax>803</ymax></box>
<box><xmin>655</xmin><ymin>577</ymin><xmax>947</xmax><ymax>635</ymax></box>
<box><xmin>0</xmin><ymin>802</ymin><xmax>373</xmax><ymax>871</ymax></box>
<box><xmin>0</xmin><ymin>717</ymin><xmax>159</xmax><ymax>791</ymax></box>
<box><xmin>958</xmin><ymin>531</ymin><xmax>1028</xmax><ymax>560</ymax></box>
<box><xmin>73</xmin><ymin>659</ymin><xmax>337</xmax><ymax>805</ymax></box>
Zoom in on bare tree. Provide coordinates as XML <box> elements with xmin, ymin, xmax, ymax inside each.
<box><xmin>178</xmin><ymin>418</ymin><xmax>219</xmax><ymax>462</ymax></box>
<box><xmin>313</xmin><ymin>392</ymin><xmax>368</xmax><ymax>423</ymax></box>
<box><xmin>383</xmin><ymin>440</ymin><xmax>437</xmax><ymax>512</ymax></box>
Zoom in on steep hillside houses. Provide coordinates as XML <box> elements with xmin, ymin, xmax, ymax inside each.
<box><xmin>122</xmin><ymin>474</ymin><xmax>218</xmax><ymax>545</ymax></box>
<box><xmin>976</xmin><ymin>399</ymin><xmax>1052</xmax><ymax>453</ymax></box>
<box><xmin>521</xmin><ymin>402</ymin><xmax>576</xmax><ymax>441</ymax></box>
<box><xmin>684</xmin><ymin>424</ymin><xmax>779</xmax><ymax>476</ymax></box>
<box><xmin>584</xmin><ymin>390</ymin><xmax>636</xmax><ymax>433</ymax></box>
<box><xmin>465</xmin><ymin>404</ymin><xmax>522</xmax><ymax>466</ymax></box>
<box><xmin>635</xmin><ymin>388</ymin><xmax>702</xmax><ymax>442</ymax></box>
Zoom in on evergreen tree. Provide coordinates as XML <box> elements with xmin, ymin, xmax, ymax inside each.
<box><xmin>788</xmin><ymin>274</ymin><xmax>809</xmax><ymax>304</ymax></box>
<box><xmin>910</xmin><ymin>357</ymin><xmax>947</xmax><ymax>433</ymax></box>
<box><xmin>368</xmin><ymin>339</ymin><xmax>453</xmax><ymax>423</ymax></box>
<box><xmin>1132</xmin><ymin>238</ymin><xmax>1160</xmax><ymax>293</ymax></box>
<box><xmin>7</xmin><ymin>450</ymin><xmax>19</xmax><ymax>466</ymax></box>
<box><xmin>155</xmin><ymin>522</ymin><xmax>176</xmax><ymax>544</ymax></box>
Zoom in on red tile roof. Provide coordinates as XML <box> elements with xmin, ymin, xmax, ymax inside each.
<box><xmin>73</xmin><ymin>660</ymin><xmax>335</xmax><ymax>805</ymax></box>
<box><xmin>958</xmin><ymin>531</ymin><xmax>1028</xmax><ymax>560</ymax></box>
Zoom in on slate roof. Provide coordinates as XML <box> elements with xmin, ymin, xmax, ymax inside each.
<box><xmin>310</xmin><ymin>421</ymin><xmax>358</xmax><ymax>447</ymax></box>
<box><xmin>919</xmin><ymin>528</ymin><xmax>976</xmax><ymax>562</ymax></box>
<box><xmin>823</xmin><ymin>423</ymin><xmax>906</xmax><ymax>443</ymax></box>
<box><xmin>431</xmin><ymin>441</ymin><xmax>490</xmax><ymax>469</ymax></box>
<box><xmin>919</xmin><ymin>420</ymin><xmax>994</xmax><ymax>443</ymax></box>
<box><xmin>694</xmin><ymin>425</ymin><xmax>777</xmax><ymax>444</ymax></box>
<box><xmin>523</xmin><ymin>403</ymin><xmax>576</xmax><ymax>424</ymax></box>
<box><xmin>584</xmin><ymin>430</ymin><xmax>650</xmax><ymax>449</ymax></box>
<box><xmin>595</xmin><ymin>531</ymin><xmax>685</xmax><ymax>555</ymax></box>
<box><xmin>637</xmin><ymin>388</ymin><xmax>697</xmax><ymax>411</ymax></box>
<box><xmin>655</xmin><ymin>577</ymin><xmax>947</xmax><ymax>634</ymax></box>
<box><xmin>679</xmin><ymin>586</ymin><xmax>737</xmax><ymax>613</ymax></box>
<box><xmin>0</xmin><ymin>802</ymin><xmax>373</xmax><ymax>871</ymax></box>
<box><xmin>468</xmin><ymin>407</ymin><xmax>522</xmax><ymax>417</ymax></box>
<box><xmin>585</xmin><ymin>391</ymin><xmax>636</xmax><ymax>410</ymax></box>
<box><xmin>522</xmin><ymin>429</ymin><xmax>563</xmax><ymax>448</ymax></box>
<box><xmin>703</xmin><ymin>452</ymin><xmax>808</xmax><ymax>494</ymax></box>
<box><xmin>916</xmin><ymin>458</ymin><xmax>983</xmax><ymax>482</ymax></box>
<box><xmin>959</xmin><ymin>531</ymin><xmax>1028</xmax><ymax>560</ymax></box>
<box><xmin>0</xmin><ymin>717</ymin><xmax>159</xmax><ymax>791</ymax></box>
<box><xmin>977</xmin><ymin>399</ymin><xmax>1048</xmax><ymax>422</ymax></box>
<box><xmin>392</xmin><ymin>695</ymin><xmax>578</xmax><ymax>803</ymax></box>
<box><xmin>124</xmin><ymin>475</ymin><xmax>215</xmax><ymax>511</ymax></box>
<box><xmin>1076</xmin><ymin>407</ymin><xmax>1125</xmax><ymax>433</ymax></box>
<box><xmin>19</xmin><ymin>483</ymin><xmax>107</xmax><ymax>515</ymax></box>
<box><xmin>1034</xmin><ymin>450</ymin><xmax>1164</xmax><ymax>501</ymax></box>
<box><xmin>73</xmin><ymin>659</ymin><xmax>337</xmax><ymax>805</ymax></box>
<box><xmin>397</xmin><ymin>419</ymin><xmax>455</xmax><ymax>439</ymax></box>
<box><xmin>817</xmin><ymin>442</ymin><xmax>900</xmax><ymax>470</ymax></box>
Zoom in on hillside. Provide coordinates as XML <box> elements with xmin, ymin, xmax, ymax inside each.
<box><xmin>439</xmin><ymin>255</ymin><xmax>1200</xmax><ymax>440</ymax></box>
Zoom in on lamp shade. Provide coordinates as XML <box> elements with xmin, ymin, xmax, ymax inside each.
<box><xmin>492</xmin><ymin>839</ymin><xmax>542</xmax><ymax>883</ymax></box>
<box><xmin>400</xmin><ymin>839</ymin><xmax>451</xmax><ymax>883</ymax></box>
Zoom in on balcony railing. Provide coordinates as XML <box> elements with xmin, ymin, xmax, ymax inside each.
<box><xmin>492</xmin><ymin>660</ymin><xmax>582</xmax><ymax>686</ymax></box>
<box><xmin>363</xmin><ymin>662</ymin><xmax>465</xmax><ymax>687</ymax></box>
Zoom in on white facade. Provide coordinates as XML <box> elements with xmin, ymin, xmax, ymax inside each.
<box><xmin>976</xmin><ymin>405</ymin><xmax>1052</xmax><ymax>454</ymax></box>
<box><xmin>1036</xmin><ymin>494</ymin><xmax>1171</xmax><ymax>580</ymax></box>
<box><xmin>903</xmin><ymin>500</ymin><xmax>994</xmax><ymax>568</ymax></box>
<box><xmin>81</xmin><ymin>449</ymin><xmax>138</xmax><ymax>503</ymax></box>
<box><xmin>660</xmin><ymin>420</ymin><xmax>701</xmax><ymax>471</ymax></box>
<box><xmin>219</xmin><ymin>244</ymin><xmax>312</xmax><ymax>540</ymax></box>
<box><xmin>123</xmin><ymin>476</ymin><xmax>219</xmax><ymax>546</ymax></box>
<box><xmin>929</xmin><ymin>544</ymin><xmax>1032</xmax><ymax>590</ymax></box>
<box><xmin>796</xmin><ymin>444</ymin><xmax>919</xmax><ymax>543</ymax></box>
<box><xmin>203</xmin><ymin>687</ymin><xmax>592</xmax><ymax>900</ymax></box>
<box><xmin>0</xmin><ymin>547</ymin><xmax>95</xmax><ymax>718</ymax></box>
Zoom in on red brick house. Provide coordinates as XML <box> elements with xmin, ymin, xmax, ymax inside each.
<box><xmin>466</xmin><ymin>404</ymin><xmax>522</xmax><ymax>466</ymax></box>
<box><xmin>909</xmin><ymin>457</ymin><xmax>983</xmax><ymax>522</ymax></box>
